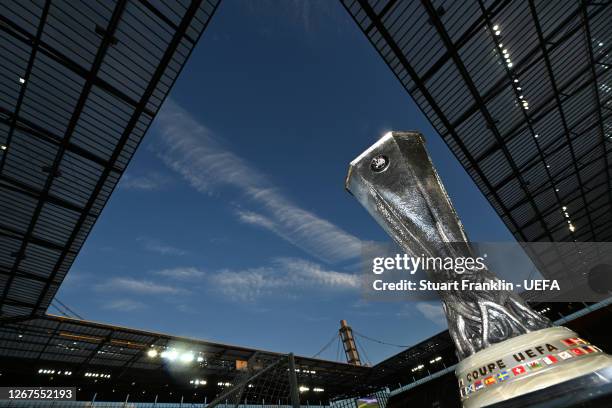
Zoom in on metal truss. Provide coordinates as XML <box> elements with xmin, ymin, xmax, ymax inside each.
<box><xmin>341</xmin><ymin>0</ymin><xmax>612</xmax><ymax>243</ymax></box>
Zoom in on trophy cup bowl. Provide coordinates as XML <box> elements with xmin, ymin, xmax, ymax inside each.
<box><xmin>345</xmin><ymin>131</ymin><xmax>612</xmax><ymax>407</ymax></box>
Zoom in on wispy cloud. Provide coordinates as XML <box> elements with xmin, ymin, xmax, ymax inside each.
<box><xmin>154</xmin><ymin>267</ymin><xmax>205</xmax><ymax>280</ymax></box>
<box><xmin>155</xmin><ymin>100</ymin><xmax>362</xmax><ymax>263</ymax></box>
<box><xmin>103</xmin><ymin>299</ymin><xmax>147</xmax><ymax>312</ymax></box>
<box><xmin>95</xmin><ymin>277</ymin><xmax>188</xmax><ymax>295</ymax></box>
<box><xmin>415</xmin><ymin>302</ymin><xmax>447</xmax><ymax>326</ymax></box>
<box><xmin>119</xmin><ymin>172</ymin><xmax>172</xmax><ymax>191</ymax></box>
<box><xmin>208</xmin><ymin>257</ymin><xmax>360</xmax><ymax>302</ymax></box>
<box><xmin>137</xmin><ymin>237</ymin><xmax>187</xmax><ymax>256</ymax></box>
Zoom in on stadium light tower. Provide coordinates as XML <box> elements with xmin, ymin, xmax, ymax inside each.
<box><xmin>338</xmin><ymin>320</ymin><xmax>361</xmax><ymax>366</ymax></box>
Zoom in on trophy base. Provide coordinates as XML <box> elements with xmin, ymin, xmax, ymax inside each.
<box><xmin>456</xmin><ymin>327</ymin><xmax>612</xmax><ymax>408</ymax></box>
<box><xmin>484</xmin><ymin>365</ymin><xmax>612</xmax><ymax>407</ymax></box>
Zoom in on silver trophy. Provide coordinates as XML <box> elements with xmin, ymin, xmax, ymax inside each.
<box><xmin>346</xmin><ymin>132</ymin><xmax>612</xmax><ymax>407</ymax></box>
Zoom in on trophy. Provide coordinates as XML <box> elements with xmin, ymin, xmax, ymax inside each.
<box><xmin>345</xmin><ymin>131</ymin><xmax>612</xmax><ymax>407</ymax></box>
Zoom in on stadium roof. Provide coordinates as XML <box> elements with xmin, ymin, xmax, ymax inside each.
<box><xmin>0</xmin><ymin>0</ymin><xmax>219</xmax><ymax>320</ymax></box>
<box><xmin>0</xmin><ymin>314</ymin><xmax>373</xmax><ymax>399</ymax></box>
<box><xmin>341</xmin><ymin>0</ymin><xmax>612</xmax><ymax>242</ymax></box>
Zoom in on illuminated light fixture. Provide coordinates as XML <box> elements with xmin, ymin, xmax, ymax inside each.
<box><xmin>562</xmin><ymin>206</ymin><xmax>567</xmax><ymax>211</ymax></box>
<box><xmin>1</xmin><ymin>145</ymin><xmax>6</xmax><ymax>150</ymax></box>
<box><xmin>534</xmin><ymin>134</ymin><xmax>539</xmax><ymax>138</ymax></box>
<box><xmin>569</xmin><ymin>224</ymin><xmax>576</xmax><ymax>232</ymax></box>
<box><xmin>493</xmin><ymin>24</ymin><xmax>499</xmax><ymax>30</ymax></box>
<box><xmin>495</xmin><ymin>30</ymin><xmax>501</xmax><ymax>35</ymax></box>
<box><xmin>513</xmin><ymin>78</ymin><xmax>519</xmax><ymax>83</ymax></box>
<box><xmin>299</xmin><ymin>386</ymin><xmax>310</xmax><ymax>393</ymax></box>
<box><xmin>429</xmin><ymin>356</ymin><xmax>443</xmax><ymax>364</ymax></box>
<box><xmin>161</xmin><ymin>350</ymin><xmax>178</xmax><ymax>361</ymax></box>
<box><xmin>546</xmin><ymin>164</ymin><xmax>550</xmax><ymax>168</ymax></box>
<box><xmin>197</xmin><ymin>356</ymin><xmax>204</xmax><ymax>363</ymax></box>
<box><xmin>180</xmin><ymin>352</ymin><xmax>194</xmax><ymax>364</ymax></box>
<box><xmin>564</xmin><ymin>212</ymin><xmax>569</xmax><ymax>218</ymax></box>
<box><xmin>248</xmin><ymin>384</ymin><xmax>254</xmax><ymax>388</ymax></box>
<box><xmin>519</xmin><ymin>95</ymin><xmax>524</xmax><ymax>99</ymax></box>
<box><xmin>507</xmin><ymin>62</ymin><xmax>513</xmax><ymax>68</ymax></box>
<box><xmin>147</xmin><ymin>349</ymin><xmax>158</xmax><ymax>358</ymax></box>
<box><xmin>313</xmin><ymin>387</ymin><xmax>324</xmax><ymax>393</ymax></box>
<box><xmin>19</xmin><ymin>77</ymin><xmax>25</xmax><ymax>84</ymax></box>
<box><xmin>555</xmin><ymin>188</ymin><xmax>560</xmax><ymax>192</ymax></box>
<box><xmin>599</xmin><ymin>42</ymin><xmax>604</xmax><ymax>47</ymax></box>
<box><xmin>498</xmin><ymin>43</ymin><xmax>503</xmax><ymax>48</ymax></box>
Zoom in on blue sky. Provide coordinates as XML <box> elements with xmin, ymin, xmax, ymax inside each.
<box><xmin>55</xmin><ymin>0</ymin><xmax>514</xmax><ymax>364</ymax></box>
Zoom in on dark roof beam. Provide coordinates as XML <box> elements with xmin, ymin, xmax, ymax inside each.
<box><xmin>34</xmin><ymin>319</ymin><xmax>62</xmax><ymax>361</ymax></box>
<box><xmin>137</xmin><ymin>0</ymin><xmax>197</xmax><ymax>44</ymax></box>
<box><xmin>507</xmin><ymin>154</ymin><xmax>610</xmax><ymax>225</ymax></box>
<box><xmin>448</xmin><ymin>3</ymin><xmax>609</xmax><ymax>134</ymax></box>
<box><xmin>0</xmin><ymin>14</ymin><xmax>155</xmax><ymax>119</ymax></box>
<box><xmin>348</xmin><ymin>0</ymin><xmax>528</xmax><ymax>240</ymax></box>
<box><xmin>416</xmin><ymin>0</ymin><xmax>510</xmax><ymax>86</ymax></box>
<box><xmin>0</xmin><ymin>107</ymin><xmax>121</xmax><ymax>172</ymax></box>
<box><xmin>0</xmin><ymin>0</ymin><xmax>128</xmax><ymax>314</ymax></box>
<box><xmin>527</xmin><ymin>0</ymin><xmax>598</xmax><ymax>239</ymax></box>
<box><xmin>31</xmin><ymin>0</ymin><xmax>206</xmax><ymax>314</ymax></box>
<box><xmin>474</xmin><ymin>40</ymin><xmax>612</xmax><ymax>162</ymax></box>
<box><xmin>0</xmin><ymin>223</ymin><xmax>71</xmax><ymax>253</ymax></box>
<box><xmin>74</xmin><ymin>330</ymin><xmax>116</xmax><ymax>375</ymax></box>
<box><xmin>579</xmin><ymin>0</ymin><xmax>612</xmax><ymax>217</ymax></box>
<box><xmin>477</xmin><ymin>0</ymin><xmax>574</xmax><ymax>242</ymax></box>
<box><xmin>0</xmin><ymin>0</ymin><xmax>51</xmax><ymax>175</ymax></box>
<box><xmin>0</xmin><ymin>175</ymin><xmax>87</xmax><ymax>215</ymax></box>
<box><xmin>472</xmin><ymin>43</ymin><xmax>612</xmax><ymax>164</ymax></box>
<box><xmin>0</xmin><ymin>267</ymin><xmax>55</xmax><ymax>285</ymax></box>
<box><xmin>420</xmin><ymin>0</ymin><xmax>553</xmax><ymax>240</ymax></box>
<box><xmin>491</xmin><ymin>103</ymin><xmax>611</xmax><ymax>192</ymax></box>
<box><xmin>522</xmin><ymin>179</ymin><xmax>610</xmax><ymax>235</ymax></box>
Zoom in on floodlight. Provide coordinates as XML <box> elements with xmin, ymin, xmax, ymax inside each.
<box><xmin>180</xmin><ymin>352</ymin><xmax>194</xmax><ymax>363</ymax></box>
